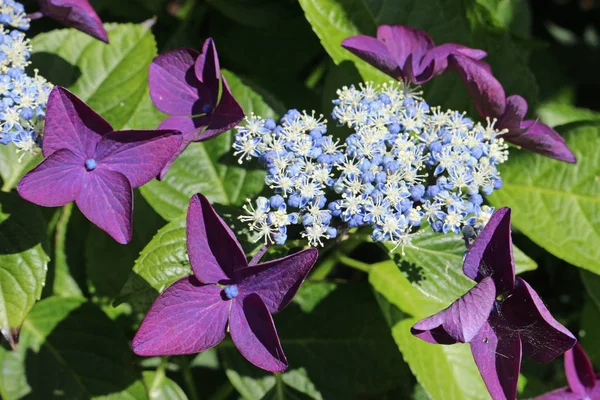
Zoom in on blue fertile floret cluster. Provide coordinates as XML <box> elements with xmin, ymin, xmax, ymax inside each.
<box><xmin>0</xmin><ymin>0</ymin><xmax>52</xmax><ymax>160</ymax></box>
<box><xmin>234</xmin><ymin>81</ymin><xmax>508</xmax><ymax>250</ymax></box>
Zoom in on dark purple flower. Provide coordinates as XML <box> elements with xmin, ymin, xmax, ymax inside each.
<box><xmin>450</xmin><ymin>55</ymin><xmax>576</xmax><ymax>163</ymax></box>
<box><xmin>411</xmin><ymin>208</ymin><xmax>576</xmax><ymax>400</ymax></box>
<box><xmin>38</xmin><ymin>0</ymin><xmax>108</xmax><ymax>43</ymax></box>
<box><xmin>149</xmin><ymin>38</ymin><xmax>245</xmax><ymax>179</ymax></box>
<box><xmin>535</xmin><ymin>343</ymin><xmax>600</xmax><ymax>400</ymax></box>
<box><xmin>341</xmin><ymin>25</ymin><xmax>488</xmax><ymax>84</ymax></box>
<box><xmin>17</xmin><ymin>86</ymin><xmax>182</xmax><ymax>244</ymax></box>
<box><xmin>132</xmin><ymin>193</ymin><xmax>318</xmax><ymax>372</ymax></box>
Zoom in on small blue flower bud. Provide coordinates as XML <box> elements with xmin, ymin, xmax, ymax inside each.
<box><xmin>270</xmin><ymin>195</ymin><xmax>285</xmax><ymax>209</ymax></box>
<box><xmin>264</xmin><ymin>118</ymin><xmax>276</xmax><ymax>130</ymax></box>
<box><xmin>326</xmin><ymin>227</ymin><xmax>337</xmax><ymax>238</ymax></box>
<box><xmin>288</xmin><ymin>194</ymin><xmax>301</xmax><ymax>208</ymax></box>
<box><xmin>493</xmin><ymin>178</ymin><xmax>503</xmax><ymax>190</ymax></box>
<box><xmin>425</xmin><ymin>185</ymin><xmax>440</xmax><ymax>198</ymax></box>
<box><xmin>470</xmin><ymin>194</ymin><xmax>483</xmax><ymax>206</ymax></box>
<box><xmin>410</xmin><ymin>184</ymin><xmax>425</xmax><ymax>201</ymax></box>
<box><xmin>20</xmin><ymin>107</ymin><xmax>33</xmax><ymax>120</ymax></box>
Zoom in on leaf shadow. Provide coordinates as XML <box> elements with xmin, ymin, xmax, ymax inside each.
<box><xmin>393</xmin><ymin>254</ymin><xmax>425</xmax><ymax>285</ymax></box>
<box><xmin>22</xmin><ymin>302</ymin><xmax>144</xmax><ymax>399</ymax></box>
<box><xmin>28</xmin><ymin>53</ymin><xmax>81</xmax><ymax>88</ymax></box>
<box><xmin>0</xmin><ymin>191</ymin><xmax>48</xmax><ymax>255</ymax></box>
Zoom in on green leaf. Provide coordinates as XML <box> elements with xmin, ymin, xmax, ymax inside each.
<box><xmin>488</xmin><ymin>121</ymin><xmax>600</xmax><ymax>274</ymax></box>
<box><xmin>139</xmin><ymin>71</ymin><xmax>270</xmax><ymax>221</ymax></box>
<box><xmin>222</xmin><ymin>283</ymin><xmax>412</xmax><ymax>399</ymax></box>
<box><xmin>581</xmin><ymin>269</ymin><xmax>600</xmax><ymax>310</ymax></box>
<box><xmin>31</xmin><ymin>23</ymin><xmax>158</xmax><ymax>130</ymax></box>
<box><xmin>370</xmin><ymin>261</ymin><xmax>490</xmax><ymax>400</ymax></box>
<box><xmin>381</xmin><ymin>227</ymin><xmax>536</xmax><ymax>306</ymax></box>
<box><xmin>114</xmin><ymin>215</ymin><xmax>190</xmax><ymax>313</ymax></box>
<box><xmin>142</xmin><ymin>371</ymin><xmax>188</xmax><ymax>400</ymax></box>
<box><xmin>537</xmin><ymin>102</ymin><xmax>600</xmax><ymax>128</ymax></box>
<box><xmin>0</xmin><ymin>145</ymin><xmax>40</xmax><ymax>191</ymax></box>
<box><xmin>0</xmin><ymin>192</ymin><xmax>49</xmax><ymax>347</ymax></box>
<box><xmin>0</xmin><ymin>297</ymin><xmax>147</xmax><ymax>399</ymax></box>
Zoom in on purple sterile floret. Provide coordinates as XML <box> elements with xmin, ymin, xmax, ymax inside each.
<box><xmin>535</xmin><ymin>343</ymin><xmax>600</xmax><ymax>400</ymax></box>
<box><xmin>450</xmin><ymin>54</ymin><xmax>576</xmax><ymax>163</ymax></box>
<box><xmin>17</xmin><ymin>86</ymin><xmax>182</xmax><ymax>244</ymax></box>
<box><xmin>132</xmin><ymin>193</ymin><xmax>318</xmax><ymax>372</ymax></box>
<box><xmin>341</xmin><ymin>25</ymin><xmax>487</xmax><ymax>84</ymax></box>
<box><xmin>38</xmin><ymin>0</ymin><xmax>108</xmax><ymax>43</ymax></box>
<box><xmin>411</xmin><ymin>207</ymin><xmax>576</xmax><ymax>400</ymax></box>
<box><xmin>149</xmin><ymin>38</ymin><xmax>245</xmax><ymax>179</ymax></box>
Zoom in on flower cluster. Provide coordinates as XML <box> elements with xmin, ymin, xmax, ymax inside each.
<box><xmin>234</xmin><ymin>80</ymin><xmax>508</xmax><ymax>250</ymax></box>
<box><xmin>0</xmin><ymin>0</ymin><xmax>53</xmax><ymax>160</ymax></box>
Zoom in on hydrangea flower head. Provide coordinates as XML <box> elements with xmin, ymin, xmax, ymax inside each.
<box><xmin>341</xmin><ymin>25</ymin><xmax>488</xmax><ymax>84</ymax></box>
<box><xmin>451</xmin><ymin>55</ymin><xmax>576</xmax><ymax>163</ymax></box>
<box><xmin>17</xmin><ymin>87</ymin><xmax>182</xmax><ymax>244</ymax></box>
<box><xmin>535</xmin><ymin>343</ymin><xmax>600</xmax><ymax>400</ymax></box>
<box><xmin>411</xmin><ymin>207</ymin><xmax>576</xmax><ymax>400</ymax></box>
<box><xmin>0</xmin><ymin>2</ymin><xmax>53</xmax><ymax>159</ymax></box>
<box><xmin>38</xmin><ymin>0</ymin><xmax>108</xmax><ymax>43</ymax></box>
<box><xmin>149</xmin><ymin>38</ymin><xmax>245</xmax><ymax>179</ymax></box>
<box><xmin>133</xmin><ymin>193</ymin><xmax>318</xmax><ymax>372</ymax></box>
<box><xmin>235</xmin><ymin>81</ymin><xmax>508</xmax><ymax>250</ymax></box>
<box><xmin>0</xmin><ymin>0</ymin><xmax>29</xmax><ymax>30</ymax></box>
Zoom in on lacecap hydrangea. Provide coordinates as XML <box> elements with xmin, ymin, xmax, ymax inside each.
<box><xmin>0</xmin><ymin>0</ymin><xmax>53</xmax><ymax>160</ymax></box>
<box><xmin>233</xmin><ymin>81</ymin><xmax>508</xmax><ymax>251</ymax></box>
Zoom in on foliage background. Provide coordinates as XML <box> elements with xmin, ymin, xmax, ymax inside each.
<box><xmin>0</xmin><ymin>0</ymin><xmax>599</xmax><ymax>399</ymax></box>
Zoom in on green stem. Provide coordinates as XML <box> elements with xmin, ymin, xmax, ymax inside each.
<box><xmin>149</xmin><ymin>357</ymin><xmax>169</xmax><ymax>397</ymax></box>
<box><xmin>208</xmin><ymin>382</ymin><xmax>235</xmax><ymax>400</ymax></box>
<box><xmin>180</xmin><ymin>357</ymin><xmax>199</xmax><ymax>400</ymax></box>
<box><xmin>336</xmin><ymin>253</ymin><xmax>371</xmax><ymax>272</ymax></box>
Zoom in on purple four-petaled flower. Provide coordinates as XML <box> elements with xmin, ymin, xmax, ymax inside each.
<box><xmin>17</xmin><ymin>87</ymin><xmax>182</xmax><ymax>244</ymax></box>
<box><xmin>450</xmin><ymin>55</ymin><xmax>577</xmax><ymax>163</ymax></box>
<box><xmin>132</xmin><ymin>193</ymin><xmax>318</xmax><ymax>372</ymax></box>
<box><xmin>341</xmin><ymin>25</ymin><xmax>488</xmax><ymax>84</ymax></box>
<box><xmin>411</xmin><ymin>207</ymin><xmax>576</xmax><ymax>400</ymax></box>
<box><xmin>149</xmin><ymin>38</ymin><xmax>245</xmax><ymax>179</ymax></box>
<box><xmin>38</xmin><ymin>0</ymin><xmax>109</xmax><ymax>43</ymax></box>
<box><xmin>535</xmin><ymin>343</ymin><xmax>600</xmax><ymax>400</ymax></box>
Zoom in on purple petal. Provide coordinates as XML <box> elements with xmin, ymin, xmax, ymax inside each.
<box><xmin>155</xmin><ymin>116</ymin><xmax>207</xmax><ymax>180</ymax></box>
<box><xmin>149</xmin><ymin>49</ymin><xmax>208</xmax><ymax>117</ymax></box>
<box><xmin>17</xmin><ymin>149</ymin><xmax>84</xmax><ymax>207</ymax></box>
<box><xmin>195</xmin><ymin>38</ymin><xmax>221</xmax><ymax>99</ymax></box>
<box><xmin>496</xmin><ymin>95</ymin><xmax>528</xmax><ymax>134</ymax></box>
<box><xmin>377</xmin><ymin>25</ymin><xmax>434</xmax><ymax>78</ymax></box>
<box><xmin>132</xmin><ymin>277</ymin><xmax>229</xmax><ymax>356</ymax></box>
<box><xmin>39</xmin><ymin>0</ymin><xmax>108</xmax><ymax>43</ymax></box>
<box><xmin>470</xmin><ymin>321</ymin><xmax>522</xmax><ymax>400</ymax></box>
<box><xmin>450</xmin><ymin>54</ymin><xmax>506</xmax><ymax>119</ymax></box>
<box><xmin>565</xmin><ymin>343</ymin><xmax>596</xmax><ymax>395</ymax></box>
<box><xmin>75</xmin><ymin>169</ymin><xmax>132</xmax><ymax>244</ymax></box>
<box><xmin>230</xmin><ymin>293</ymin><xmax>287</xmax><ymax>372</ymax></box>
<box><xmin>463</xmin><ymin>207</ymin><xmax>515</xmax><ymax>292</ymax></box>
<box><xmin>411</xmin><ymin>276</ymin><xmax>496</xmax><ymax>344</ymax></box>
<box><xmin>533</xmin><ymin>387</ymin><xmax>584</xmax><ymax>400</ymax></box>
<box><xmin>94</xmin><ymin>129</ymin><xmax>182</xmax><ymax>188</ymax></box>
<box><xmin>502</xmin><ymin>278</ymin><xmax>576</xmax><ymax>364</ymax></box>
<box><xmin>341</xmin><ymin>35</ymin><xmax>401</xmax><ymax>78</ymax></box>
<box><xmin>507</xmin><ymin>120</ymin><xmax>577</xmax><ymax>164</ymax></box>
<box><xmin>235</xmin><ymin>248</ymin><xmax>318</xmax><ymax>314</ymax></box>
<box><xmin>186</xmin><ymin>194</ymin><xmax>248</xmax><ymax>284</ymax></box>
<box><xmin>419</xmin><ymin>43</ymin><xmax>487</xmax><ymax>82</ymax></box>
<box><xmin>202</xmin><ymin>75</ymin><xmax>245</xmax><ymax>141</ymax></box>
<box><xmin>43</xmin><ymin>87</ymin><xmax>112</xmax><ymax>159</ymax></box>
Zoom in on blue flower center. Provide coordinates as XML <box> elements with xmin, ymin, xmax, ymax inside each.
<box><xmin>85</xmin><ymin>159</ymin><xmax>97</xmax><ymax>171</ymax></box>
<box><xmin>201</xmin><ymin>103</ymin><xmax>213</xmax><ymax>114</ymax></box>
<box><xmin>223</xmin><ymin>285</ymin><xmax>239</xmax><ymax>300</ymax></box>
